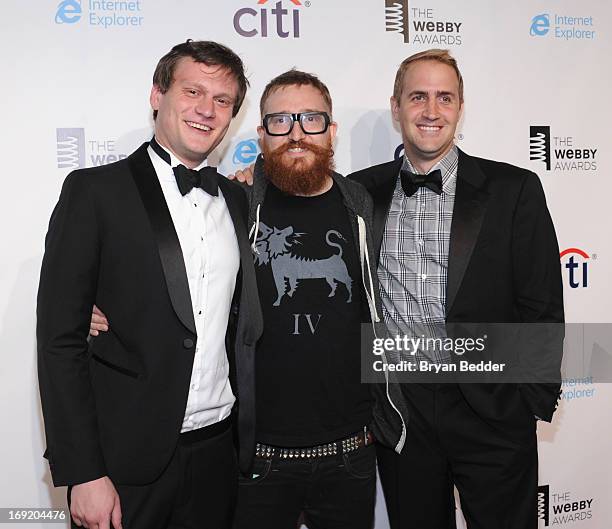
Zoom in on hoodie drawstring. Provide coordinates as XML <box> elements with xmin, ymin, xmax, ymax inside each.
<box><xmin>357</xmin><ymin>215</ymin><xmax>380</xmax><ymax>325</ymax></box>
<box><xmin>249</xmin><ymin>203</ymin><xmax>261</xmax><ymax>253</ymax></box>
<box><xmin>357</xmin><ymin>216</ymin><xmax>407</xmax><ymax>454</ymax></box>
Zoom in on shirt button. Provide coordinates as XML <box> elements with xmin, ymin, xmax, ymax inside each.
<box><xmin>418</xmin><ymin>239</ymin><xmax>424</xmax><ymax>246</ymax></box>
<box><xmin>421</xmin><ymin>274</ymin><xmax>427</xmax><ymax>280</ymax></box>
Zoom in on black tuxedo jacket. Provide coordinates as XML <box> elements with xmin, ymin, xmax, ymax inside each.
<box><xmin>37</xmin><ymin>143</ymin><xmax>263</xmax><ymax>487</ymax></box>
<box><xmin>349</xmin><ymin>148</ymin><xmax>564</xmax><ymax>431</ymax></box>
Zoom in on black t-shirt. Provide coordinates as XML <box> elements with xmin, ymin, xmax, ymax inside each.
<box><xmin>254</xmin><ymin>181</ymin><xmax>372</xmax><ymax>446</ymax></box>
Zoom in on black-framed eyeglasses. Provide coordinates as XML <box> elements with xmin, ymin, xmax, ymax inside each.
<box><xmin>262</xmin><ymin>112</ymin><xmax>331</xmax><ymax>136</ymax></box>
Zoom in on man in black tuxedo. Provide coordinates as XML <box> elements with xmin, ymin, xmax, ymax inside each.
<box><xmin>37</xmin><ymin>40</ymin><xmax>262</xmax><ymax>529</ymax></box>
<box><xmin>349</xmin><ymin>49</ymin><xmax>564</xmax><ymax>528</ymax></box>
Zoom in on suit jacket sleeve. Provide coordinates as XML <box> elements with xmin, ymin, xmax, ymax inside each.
<box><xmin>512</xmin><ymin>172</ymin><xmax>563</xmax><ymax>322</ymax></box>
<box><xmin>512</xmin><ymin>172</ymin><xmax>564</xmax><ymax>421</ymax></box>
<box><xmin>37</xmin><ymin>170</ymin><xmax>107</xmax><ymax>486</ymax></box>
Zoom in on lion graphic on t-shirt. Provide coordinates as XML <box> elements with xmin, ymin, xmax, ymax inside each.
<box><xmin>254</xmin><ymin>222</ymin><xmax>353</xmax><ymax>306</ymax></box>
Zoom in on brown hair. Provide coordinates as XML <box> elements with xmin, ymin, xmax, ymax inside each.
<box><xmin>393</xmin><ymin>49</ymin><xmax>463</xmax><ymax>103</ymax></box>
<box><xmin>259</xmin><ymin>69</ymin><xmax>333</xmax><ymax>116</ymax></box>
<box><xmin>152</xmin><ymin>39</ymin><xmax>249</xmax><ymax>119</ymax></box>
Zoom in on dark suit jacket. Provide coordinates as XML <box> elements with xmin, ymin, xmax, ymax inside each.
<box><xmin>349</xmin><ymin>148</ymin><xmax>564</xmax><ymax>434</ymax></box>
<box><xmin>37</xmin><ymin>143</ymin><xmax>263</xmax><ymax>487</ymax></box>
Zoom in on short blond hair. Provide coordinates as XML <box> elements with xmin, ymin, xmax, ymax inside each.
<box><xmin>393</xmin><ymin>49</ymin><xmax>463</xmax><ymax>103</ymax></box>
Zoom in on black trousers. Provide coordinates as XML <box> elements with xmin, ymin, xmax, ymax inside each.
<box><xmin>232</xmin><ymin>444</ymin><xmax>376</xmax><ymax>529</ymax></box>
<box><xmin>69</xmin><ymin>420</ymin><xmax>237</xmax><ymax>529</ymax></box>
<box><xmin>377</xmin><ymin>384</ymin><xmax>538</xmax><ymax>529</ymax></box>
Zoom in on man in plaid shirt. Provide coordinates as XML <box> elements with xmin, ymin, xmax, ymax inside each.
<box><xmin>350</xmin><ymin>49</ymin><xmax>564</xmax><ymax>529</ymax></box>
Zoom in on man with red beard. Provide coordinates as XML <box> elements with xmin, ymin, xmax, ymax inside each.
<box><xmin>89</xmin><ymin>69</ymin><xmax>401</xmax><ymax>527</ymax></box>
<box><xmin>231</xmin><ymin>70</ymin><xmax>386</xmax><ymax>529</ymax></box>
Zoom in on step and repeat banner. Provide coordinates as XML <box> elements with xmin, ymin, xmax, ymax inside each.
<box><xmin>1</xmin><ymin>0</ymin><xmax>610</xmax><ymax>527</ymax></box>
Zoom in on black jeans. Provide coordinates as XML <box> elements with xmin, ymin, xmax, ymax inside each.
<box><xmin>232</xmin><ymin>444</ymin><xmax>376</xmax><ymax>529</ymax></box>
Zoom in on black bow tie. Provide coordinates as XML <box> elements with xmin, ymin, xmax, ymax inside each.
<box><xmin>172</xmin><ymin>164</ymin><xmax>218</xmax><ymax>197</ymax></box>
<box><xmin>400</xmin><ymin>168</ymin><xmax>443</xmax><ymax>197</ymax></box>
<box><xmin>149</xmin><ymin>136</ymin><xmax>218</xmax><ymax>197</ymax></box>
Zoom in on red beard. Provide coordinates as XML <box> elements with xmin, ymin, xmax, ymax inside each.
<box><xmin>262</xmin><ymin>139</ymin><xmax>335</xmax><ymax>196</ymax></box>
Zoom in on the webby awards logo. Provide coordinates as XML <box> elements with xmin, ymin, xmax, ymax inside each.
<box><xmin>538</xmin><ymin>484</ymin><xmax>594</xmax><ymax>526</ymax></box>
<box><xmin>56</xmin><ymin>128</ymin><xmax>128</xmax><ymax>170</ymax></box>
<box><xmin>529</xmin><ymin>126</ymin><xmax>597</xmax><ymax>172</ymax></box>
<box><xmin>56</xmin><ymin>128</ymin><xmax>86</xmax><ymax>169</ymax></box>
<box><xmin>384</xmin><ymin>1</ymin><xmax>462</xmax><ymax>45</ymax></box>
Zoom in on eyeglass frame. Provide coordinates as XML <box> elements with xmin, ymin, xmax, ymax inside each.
<box><xmin>261</xmin><ymin>111</ymin><xmax>332</xmax><ymax>136</ymax></box>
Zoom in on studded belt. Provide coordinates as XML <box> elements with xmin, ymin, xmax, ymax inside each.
<box><xmin>255</xmin><ymin>428</ymin><xmax>374</xmax><ymax>460</ymax></box>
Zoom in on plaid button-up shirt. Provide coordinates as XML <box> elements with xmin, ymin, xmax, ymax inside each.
<box><xmin>378</xmin><ymin>146</ymin><xmax>458</xmax><ymax>362</ymax></box>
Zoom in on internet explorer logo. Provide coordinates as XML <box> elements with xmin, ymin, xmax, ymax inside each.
<box><xmin>55</xmin><ymin>0</ymin><xmax>82</xmax><ymax>24</ymax></box>
<box><xmin>233</xmin><ymin>139</ymin><xmax>260</xmax><ymax>165</ymax></box>
<box><xmin>530</xmin><ymin>14</ymin><xmax>550</xmax><ymax>36</ymax></box>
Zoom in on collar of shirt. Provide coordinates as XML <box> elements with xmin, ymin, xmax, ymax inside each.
<box><xmin>147</xmin><ymin>142</ymin><xmax>209</xmax><ymax>184</ymax></box>
<box><xmin>401</xmin><ymin>145</ymin><xmax>458</xmax><ymax>195</ymax></box>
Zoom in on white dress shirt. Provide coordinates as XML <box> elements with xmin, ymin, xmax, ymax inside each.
<box><xmin>148</xmin><ymin>145</ymin><xmax>239</xmax><ymax>432</ymax></box>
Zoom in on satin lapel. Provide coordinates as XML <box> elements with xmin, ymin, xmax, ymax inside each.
<box><xmin>371</xmin><ymin>159</ymin><xmax>402</xmax><ymax>263</ymax></box>
<box><xmin>446</xmin><ymin>151</ymin><xmax>489</xmax><ymax>316</ymax></box>
<box><xmin>218</xmin><ymin>176</ymin><xmax>261</xmax><ymax>462</ymax></box>
<box><xmin>129</xmin><ymin>144</ymin><xmax>196</xmax><ymax>334</ymax></box>
<box><xmin>217</xmin><ymin>177</ymin><xmax>262</xmax><ymax>345</ymax></box>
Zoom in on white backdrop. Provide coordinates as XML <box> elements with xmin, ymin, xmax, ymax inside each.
<box><xmin>1</xmin><ymin>0</ymin><xmax>610</xmax><ymax>527</ymax></box>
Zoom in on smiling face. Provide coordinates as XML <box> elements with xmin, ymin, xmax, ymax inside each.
<box><xmin>391</xmin><ymin>59</ymin><xmax>463</xmax><ymax>174</ymax></box>
<box><xmin>258</xmin><ymin>83</ymin><xmax>337</xmax><ymax>195</ymax></box>
<box><xmin>150</xmin><ymin>57</ymin><xmax>238</xmax><ymax>168</ymax></box>
<box><xmin>258</xmin><ymin>84</ymin><xmax>336</xmax><ymax>167</ymax></box>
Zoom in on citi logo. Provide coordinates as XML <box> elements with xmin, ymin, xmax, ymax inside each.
<box><xmin>530</xmin><ymin>13</ymin><xmax>550</xmax><ymax>36</ymax></box>
<box><xmin>560</xmin><ymin>248</ymin><xmax>592</xmax><ymax>289</ymax></box>
<box><xmin>233</xmin><ymin>0</ymin><xmax>305</xmax><ymax>38</ymax></box>
<box><xmin>538</xmin><ymin>485</ymin><xmax>550</xmax><ymax>526</ymax></box>
<box><xmin>385</xmin><ymin>0</ymin><xmax>409</xmax><ymax>43</ymax></box>
<box><xmin>56</xmin><ymin>128</ymin><xmax>86</xmax><ymax>169</ymax></box>
<box><xmin>529</xmin><ymin>126</ymin><xmax>551</xmax><ymax>170</ymax></box>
